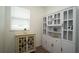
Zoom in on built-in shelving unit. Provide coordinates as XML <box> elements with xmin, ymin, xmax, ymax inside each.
<box><xmin>42</xmin><ymin>7</ymin><xmax>79</xmax><ymax>53</ymax></box>
<box><xmin>47</xmin><ymin>12</ymin><xmax>62</xmax><ymax>38</ymax></box>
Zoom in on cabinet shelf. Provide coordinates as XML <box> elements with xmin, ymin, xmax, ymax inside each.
<box><xmin>68</xmin><ymin>19</ymin><xmax>73</xmax><ymax>21</ymax></box>
<box><xmin>48</xmin><ymin>24</ymin><xmax>62</xmax><ymax>27</ymax></box>
<box><xmin>63</xmin><ymin>29</ymin><xmax>67</xmax><ymax>31</ymax></box>
<box><xmin>48</xmin><ymin>31</ymin><xmax>61</xmax><ymax>34</ymax></box>
<box><xmin>48</xmin><ymin>32</ymin><xmax>61</xmax><ymax>38</ymax></box>
<box><xmin>68</xmin><ymin>30</ymin><xmax>73</xmax><ymax>31</ymax></box>
<box><xmin>63</xmin><ymin>20</ymin><xmax>67</xmax><ymax>21</ymax></box>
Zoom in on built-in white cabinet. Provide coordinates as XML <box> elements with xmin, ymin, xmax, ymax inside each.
<box><xmin>42</xmin><ymin>7</ymin><xmax>79</xmax><ymax>53</ymax></box>
<box><xmin>42</xmin><ymin>35</ymin><xmax>47</xmax><ymax>50</ymax></box>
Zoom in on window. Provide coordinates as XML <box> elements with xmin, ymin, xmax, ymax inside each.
<box><xmin>11</xmin><ymin>7</ymin><xmax>30</xmax><ymax>30</ymax></box>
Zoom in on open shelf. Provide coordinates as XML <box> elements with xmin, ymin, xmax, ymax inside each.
<box><xmin>63</xmin><ymin>29</ymin><xmax>67</xmax><ymax>31</ymax></box>
<box><xmin>48</xmin><ymin>30</ymin><xmax>61</xmax><ymax>34</ymax></box>
<box><xmin>48</xmin><ymin>24</ymin><xmax>62</xmax><ymax>27</ymax></box>
<box><xmin>47</xmin><ymin>26</ymin><xmax>61</xmax><ymax>38</ymax></box>
<box><xmin>48</xmin><ymin>32</ymin><xmax>61</xmax><ymax>38</ymax></box>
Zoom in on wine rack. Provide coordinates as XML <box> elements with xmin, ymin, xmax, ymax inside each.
<box><xmin>16</xmin><ymin>34</ymin><xmax>35</xmax><ymax>53</ymax></box>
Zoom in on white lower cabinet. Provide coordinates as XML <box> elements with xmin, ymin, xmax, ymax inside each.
<box><xmin>42</xmin><ymin>36</ymin><xmax>61</xmax><ymax>53</ymax></box>
<box><xmin>54</xmin><ymin>38</ymin><xmax>61</xmax><ymax>53</ymax></box>
<box><xmin>46</xmin><ymin>36</ymin><xmax>55</xmax><ymax>53</ymax></box>
<box><xmin>47</xmin><ymin>37</ymin><xmax>61</xmax><ymax>53</ymax></box>
<box><xmin>42</xmin><ymin>35</ymin><xmax>47</xmax><ymax>50</ymax></box>
<box><xmin>62</xmin><ymin>40</ymin><xmax>74</xmax><ymax>53</ymax></box>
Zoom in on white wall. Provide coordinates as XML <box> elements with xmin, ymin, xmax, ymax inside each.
<box><xmin>27</xmin><ymin>7</ymin><xmax>46</xmax><ymax>47</ymax></box>
<box><xmin>0</xmin><ymin>7</ymin><xmax>5</xmax><ymax>52</ymax></box>
<box><xmin>0</xmin><ymin>6</ymin><xmax>46</xmax><ymax>53</ymax></box>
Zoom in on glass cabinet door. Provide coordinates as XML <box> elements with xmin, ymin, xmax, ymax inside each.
<box><xmin>68</xmin><ymin>9</ymin><xmax>73</xmax><ymax>41</ymax></box>
<box><xmin>68</xmin><ymin>9</ymin><xmax>73</xmax><ymax>19</ymax></box>
<box><xmin>54</xmin><ymin>13</ymin><xmax>60</xmax><ymax>24</ymax></box>
<box><xmin>63</xmin><ymin>8</ymin><xmax>73</xmax><ymax>41</ymax></box>
<box><xmin>63</xmin><ymin>10</ymin><xmax>67</xmax><ymax>40</ymax></box>
<box><xmin>48</xmin><ymin>15</ymin><xmax>53</xmax><ymax>25</ymax></box>
<box><xmin>64</xmin><ymin>11</ymin><xmax>67</xmax><ymax>20</ymax></box>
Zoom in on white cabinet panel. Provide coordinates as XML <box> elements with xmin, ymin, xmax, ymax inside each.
<box><xmin>42</xmin><ymin>35</ymin><xmax>47</xmax><ymax>50</ymax></box>
<box><xmin>46</xmin><ymin>36</ymin><xmax>55</xmax><ymax>53</ymax></box>
<box><xmin>62</xmin><ymin>41</ymin><xmax>73</xmax><ymax>53</ymax></box>
<box><xmin>52</xmin><ymin>38</ymin><xmax>61</xmax><ymax>53</ymax></box>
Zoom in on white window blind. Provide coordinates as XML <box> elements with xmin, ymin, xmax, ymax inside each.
<box><xmin>11</xmin><ymin>7</ymin><xmax>30</xmax><ymax>30</ymax></box>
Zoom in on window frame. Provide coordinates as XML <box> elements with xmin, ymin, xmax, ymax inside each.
<box><xmin>10</xmin><ymin>7</ymin><xmax>31</xmax><ymax>31</ymax></box>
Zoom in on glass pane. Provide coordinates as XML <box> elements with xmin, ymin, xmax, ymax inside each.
<box><xmin>68</xmin><ymin>9</ymin><xmax>73</xmax><ymax>19</ymax></box>
<box><xmin>58</xmin><ymin>13</ymin><xmax>60</xmax><ymax>18</ymax></box>
<box><xmin>63</xmin><ymin>31</ymin><xmax>67</xmax><ymax>40</ymax></box>
<box><xmin>54</xmin><ymin>20</ymin><xmax>56</xmax><ymax>24</ymax></box>
<box><xmin>64</xmin><ymin>11</ymin><xmax>67</xmax><ymax>20</ymax></box>
<box><xmin>43</xmin><ymin>17</ymin><xmax>46</xmax><ymax>22</ymax></box>
<box><xmin>63</xmin><ymin>21</ymin><xmax>67</xmax><ymax>30</ymax></box>
<box><xmin>48</xmin><ymin>15</ymin><xmax>53</xmax><ymax>25</ymax></box>
<box><xmin>11</xmin><ymin>18</ymin><xmax>30</xmax><ymax>30</ymax></box>
<box><xmin>43</xmin><ymin>23</ymin><xmax>46</xmax><ymax>29</ymax></box>
<box><xmin>68</xmin><ymin>31</ymin><xmax>73</xmax><ymax>41</ymax></box>
<box><xmin>11</xmin><ymin>7</ymin><xmax>30</xmax><ymax>19</ymax></box>
<box><xmin>68</xmin><ymin>20</ymin><xmax>73</xmax><ymax>30</ymax></box>
<box><xmin>54</xmin><ymin>14</ymin><xmax>57</xmax><ymax>19</ymax></box>
<box><xmin>58</xmin><ymin>19</ymin><xmax>60</xmax><ymax>24</ymax></box>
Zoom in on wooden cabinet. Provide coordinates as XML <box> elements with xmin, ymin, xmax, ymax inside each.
<box><xmin>16</xmin><ymin>34</ymin><xmax>36</xmax><ymax>53</ymax></box>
